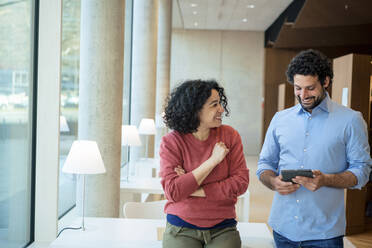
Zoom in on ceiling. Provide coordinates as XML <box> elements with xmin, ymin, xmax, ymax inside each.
<box><xmin>172</xmin><ymin>0</ymin><xmax>293</xmax><ymax>31</ymax></box>
<box><xmin>265</xmin><ymin>0</ymin><xmax>372</xmax><ymax>58</ymax></box>
<box><xmin>171</xmin><ymin>0</ymin><xmax>372</xmax><ymax>57</ymax></box>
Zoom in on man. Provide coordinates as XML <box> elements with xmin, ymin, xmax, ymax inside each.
<box><xmin>257</xmin><ymin>49</ymin><xmax>371</xmax><ymax>247</ymax></box>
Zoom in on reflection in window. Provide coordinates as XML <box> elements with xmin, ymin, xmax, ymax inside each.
<box><xmin>58</xmin><ymin>0</ymin><xmax>80</xmax><ymax>218</ymax></box>
<box><xmin>0</xmin><ymin>0</ymin><xmax>33</xmax><ymax>247</ymax></box>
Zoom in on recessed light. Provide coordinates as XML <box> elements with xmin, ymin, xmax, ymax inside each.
<box><xmin>246</xmin><ymin>4</ymin><xmax>255</xmax><ymax>8</ymax></box>
<box><xmin>193</xmin><ymin>11</ymin><xmax>197</xmax><ymax>15</ymax></box>
<box><xmin>242</xmin><ymin>18</ymin><xmax>248</xmax><ymax>22</ymax></box>
<box><xmin>191</xmin><ymin>3</ymin><xmax>197</xmax><ymax>7</ymax></box>
<box><xmin>194</xmin><ymin>22</ymin><xmax>198</xmax><ymax>26</ymax></box>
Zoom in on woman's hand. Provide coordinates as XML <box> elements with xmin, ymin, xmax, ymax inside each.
<box><xmin>174</xmin><ymin>165</ymin><xmax>185</xmax><ymax>176</ymax></box>
<box><xmin>210</xmin><ymin>142</ymin><xmax>229</xmax><ymax>164</ymax></box>
<box><xmin>174</xmin><ymin>166</ymin><xmax>205</xmax><ymax>197</ymax></box>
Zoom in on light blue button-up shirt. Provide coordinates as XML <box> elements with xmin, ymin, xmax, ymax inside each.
<box><xmin>257</xmin><ymin>93</ymin><xmax>371</xmax><ymax>241</ymax></box>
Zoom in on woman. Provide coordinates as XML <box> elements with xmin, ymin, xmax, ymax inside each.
<box><xmin>160</xmin><ymin>79</ymin><xmax>249</xmax><ymax>248</ymax></box>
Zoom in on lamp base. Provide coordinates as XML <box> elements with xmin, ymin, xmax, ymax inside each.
<box><xmin>81</xmin><ymin>174</ymin><xmax>86</xmax><ymax>231</ymax></box>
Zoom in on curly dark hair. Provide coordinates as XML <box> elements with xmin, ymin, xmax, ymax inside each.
<box><xmin>163</xmin><ymin>79</ymin><xmax>229</xmax><ymax>133</ymax></box>
<box><xmin>286</xmin><ymin>49</ymin><xmax>333</xmax><ymax>87</ymax></box>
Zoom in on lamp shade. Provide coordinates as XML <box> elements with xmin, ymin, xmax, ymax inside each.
<box><xmin>60</xmin><ymin>115</ymin><xmax>70</xmax><ymax>132</ymax></box>
<box><xmin>62</xmin><ymin>140</ymin><xmax>106</xmax><ymax>174</ymax></box>
<box><xmin>138</xmin><ymin>118</ymin><xmax>156</xmax><ymax>135</ymax></box>
<box><xmin>122</xmin><ymin>125</ymin><xmax>142</xmax><ymax>146</ymax></box>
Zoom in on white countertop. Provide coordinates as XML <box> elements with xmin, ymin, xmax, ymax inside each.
<box><xmin>50</xmin><ymin>217</ymin><xmax>274</xmax><ymax>248</ymax></box>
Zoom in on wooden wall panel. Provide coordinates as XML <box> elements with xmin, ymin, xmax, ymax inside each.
<box><xmin>332</xmin><ymin>54</ymin><xmax>353</xmax><ymax>106</ymax></box>
<box><xmin>278</xmin><ymin>83</ymin><xmax>295</xmax><ymax>112</ymax></box>
<box><xmin>262</xmin><ymin>48</ymin><xmax>297</xmax><ymax>145</ymax></box>
<box><xmin>333</xmin><ymin>53</ymin><xmax>372</xmax><ymax>235</ymax></box>
<box><xmin>350</xmin><ymin>55</ymin><xmax>372</xmax><ymax>123</ymax></box>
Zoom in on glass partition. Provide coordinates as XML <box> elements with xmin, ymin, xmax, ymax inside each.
<box><xmin>58</xmin><ymin>0</ymin><xmax>80</xmax><ymax>218</ymax></box>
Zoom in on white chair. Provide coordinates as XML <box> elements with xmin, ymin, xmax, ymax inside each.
<box><xmin>123</xmin><ymin>191</ymin><xmax>250</xmax><ymax>221</ymax></box>
<box><xmin>123</xmin><ymin>200</ymin><xmax>167</xmax><ymax>219</ymax></box>
<box><xmin>236</xmin><ymin>190</ymin><xmax>250</xmax><ymax>222</ymax></box>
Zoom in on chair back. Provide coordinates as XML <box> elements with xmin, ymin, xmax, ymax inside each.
<box><xmin>236</xmin><ymin>190</ymin><xmax>250</xmax><ymax>222</ymax></box>
<box><xmin>123</xmin><ymin>200</ymin><xmax>167</xmax><ymax>219</ymax></box>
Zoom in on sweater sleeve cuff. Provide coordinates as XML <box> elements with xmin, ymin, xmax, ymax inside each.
<box><xmin>181</xmin><ymin>172</ymin><xmax>200</xmax><ymax>193</ymax></box>
<box><xmin>202</xmin><ymin>182</ymin><xmax>220</xmax><ymax>200</ymax></box>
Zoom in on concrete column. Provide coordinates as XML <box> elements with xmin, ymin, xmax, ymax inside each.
<box><xmin>154</xmin><ymin>0</ymin><xmax>172</xmax><ymax>158</ymax></box>
<box><xmin>78</xmin><ymin>0</ymin><xmax>124</xmax><ymax>217</ymax></box>
<box><xmin>130</xmin><ymin>0</ymin><xmax>158</xmax><ymax>160</ymax></box>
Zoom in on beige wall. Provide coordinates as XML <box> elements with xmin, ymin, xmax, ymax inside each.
<box><xmin>170</xmin><ymin>29</ymin><xmax>264</xmax><ymax>155</ymax></box>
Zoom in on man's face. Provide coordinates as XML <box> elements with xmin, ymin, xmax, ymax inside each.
<box><xmin>293</xmin><ymin>75</ymin><xmax>329</xmax><ymax>113</ymax></box>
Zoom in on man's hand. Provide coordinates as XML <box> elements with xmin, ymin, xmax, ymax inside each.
<box><xmin>271</xmin><ymin>175</ymin><xmax>300</xmax><ymax>195</ymax></box>
<box><xmin>260</xmin><ymin>170</ymin><xmax>299</xmax><ymax>195</ymax></box>
<box><xmin>292</xmin><ymin>170</ymin><xmax>326</xmax><ymax>191</ymax></box>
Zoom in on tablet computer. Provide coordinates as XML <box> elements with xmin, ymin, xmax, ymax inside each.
<box><xmin>281</xmin><ymin>169</ymin><xmax>313</xmax><ymax>183</ymax></box>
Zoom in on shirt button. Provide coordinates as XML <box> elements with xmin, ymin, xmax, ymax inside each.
<box><xmin>309</xmin><ymin>117</ymin><xmax>312</xmax><ymax>120</ymax></box>
<box><xmin>305</xmin><ymin>132</ymin><xmax>309</xmax><ymax>136</ymax></box>
<box><xmin>294</xmin><ymin>216</ymin><xmax>298</xmax><ymax>219</ymax></box>
<box><xmin>296</xmin><ymin>200</ymin><xmax>300</xmax><ymax>203</ymax></box>
<box><xmin>304</xmin><ymin>149</ymin><xmax>307</xmax><ymax>152</ymax></box>
<box><xmin>300</xmin><ymin>165</ymin><xmax>304</xmax><ymax>168</ymax></box>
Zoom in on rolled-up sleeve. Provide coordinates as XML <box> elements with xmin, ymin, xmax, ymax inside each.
<box><xmin>345</xmin><ymin>112</ymin><xmax>372</xmax><ymax>189</ymax></box>
<box><xmin>256</xmin><ymin>113</ymin><xmax>280</xmax><ymax>179</ymax></box>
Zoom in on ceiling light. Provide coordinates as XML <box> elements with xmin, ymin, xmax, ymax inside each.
<box><xmin>246</xmin><ymin>4</ymin><xmax>255</xmax><ymax>8</ymax></box>
<box><xmin>193</xmin><ymin>11</ymin><xmax>197</xmax><ymax>15</ymax></box>
<box><xmin>191</xmin><ymin>3</ymin><xmax>198</xmax><ymax>7</ymax></box>
<box><xmin>242</xmin><ymin>18</ymin><xmax>248</xmax><ymax>22</ymax></box>
<box><xmin>194</xmin><ymin>22</ymin><xmax>198</xmax><ymax>27</ymax></box>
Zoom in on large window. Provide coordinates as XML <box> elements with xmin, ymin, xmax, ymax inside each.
<box><xmin>58</xmin><ymin>0</ymin><xmax>133</xmax><ymax>217</ymax></box>
<box><xmin>58</xmin><ymin>0</ymin><xmax>80</xmax><ymax>218</ymax></box>
<box><xmin>0</xmin><ymin>0</ymin><xmax>34</xmax><ymax>246</ymax></box>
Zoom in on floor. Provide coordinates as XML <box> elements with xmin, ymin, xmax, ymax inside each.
<box><xmin>245</xmin><ymin>156</ymin><xmax>372</xmax><ymax>248</ymax></box>
<box><xmin>346</xmin><ymin>229</ymin><xmax>372</xmax><ymax>248</ymax></box>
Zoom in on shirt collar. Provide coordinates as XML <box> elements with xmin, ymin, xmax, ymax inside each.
<box><xmin>296</xmin><ymin>92</ymin><xmax>331</xmax><ymax>115</ymax></box>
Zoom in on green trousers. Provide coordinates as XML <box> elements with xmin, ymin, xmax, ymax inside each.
<box><xmin>162</xmin><ymin>222</ymin><xmax>241</xmax><ymax>248</ymax></box>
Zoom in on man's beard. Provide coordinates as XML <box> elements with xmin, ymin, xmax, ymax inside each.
<box><xmin>297</xmin><ymin>88</ymin><xmax>326</xmax><ymax>112</ymax></box>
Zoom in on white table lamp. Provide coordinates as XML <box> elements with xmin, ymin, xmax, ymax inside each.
<box><xmin>122</xmin><ymin>125</ymin><xmax>142</xmax><ymax>180</ymax></box>
<box><xmin>122</xmin><ymin>125</ymin><xmax>142</xmax><ymax>146</ymax></box>
<box><xmin>62</xmin><ymin>140</ymin><xmax>106</xmax><ymax>231</ymax></box>
<box><xmin>138</xmin><ymin>118</ymin><xmax>156</xmax><ymax>158</ymax></box>
<box><xmin>60</xmin><ymin>115</ymin><xmax>70</xmax><ymax>133</ymax></box>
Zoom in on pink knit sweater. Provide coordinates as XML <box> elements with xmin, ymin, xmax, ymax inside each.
<box><xmin>159</xmin><ymin>125</ymin><xmax>249</xmax><ymax>227</ymax></box>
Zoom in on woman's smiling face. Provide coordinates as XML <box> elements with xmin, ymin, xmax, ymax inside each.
<box><xmin>198</xmin><ymin>89</ymin><xmax>224</xmax><ymax>130</ymax></box>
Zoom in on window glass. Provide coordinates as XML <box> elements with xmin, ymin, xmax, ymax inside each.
<box><xmin>121</xmin><ymin>0</ymin><xmax>133</xmax><ymax>179</ymax></box>
<box><xmin>0</xmin><ymin>0</ymin><xmax>33</xmax><ymax>246</ymax></box>
<box><xmin>58</xmin><ymin>0</ymin><xmax>80</xmax><ymax>218</ymax></box>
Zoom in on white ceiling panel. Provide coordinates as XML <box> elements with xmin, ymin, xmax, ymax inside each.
<box><xmin>173</xmin><ymin>0</ymin><xmax>293</xmax><ymax>31</ymax></box>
